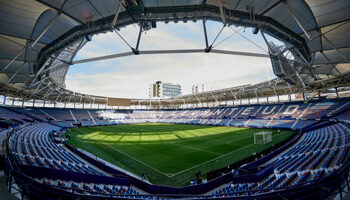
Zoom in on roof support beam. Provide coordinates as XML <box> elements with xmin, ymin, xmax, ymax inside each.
<box><xmin>309</xmin><ymin>20</ymin><xmax>350</xmax><ymax>45</ymax></box>
<box><xmin>6</xmin><ymin>62</ymin><xmax>26</xmax><ymax>84</ymax></box>
<box><xmin>260</xmin><ymin>1</ymin><xmax>282</xmax><ymax>15</ymax></box>
<box><xmin>210</xmin><ymin>25</ymin><xmax>225</xmax><ymax>50</ymax></box>
<box><xmin>67</xmin><ymin>93</ymin><xmax>73</xmax><ymax>104</ymax></box>
<box><xmin>194</xmin><ymin>95</ymin><xmax>201</xmax><ymax>104</ymax></box>
<box><xmin>230</xmin><ymin>90</ymin><xmax>237</xmax><ymax>100</ymax></box>
<box><xmin>202</xmin><ymin>20</ymin><xmax>209</xmax><ymax>50</ymax></box>
<box><xmin>134</xmin><ymin>24</ymin><xmax>143</xmax><ymax>53</ymax></box>
<box><xmin>211</xmin><ymin>92</ymin><xmax>219</xmax><ymax>104</ymax></box>
<box><xmin>30</xmin><ymin>76</ymin><xmax>50</xmax><ymax>88</ymax></box>
<box><xmin>211</xmin><ymin>49</ymin><xmax>269</xmax><ymax>58</ymax></box>
<box><xmin>260</xmin><ymin>29</ymin><xmax>274</xmax><ymax>53</ymax></box>
<box><xmin>217</xmin><ymin>0</ymin><xmax>226</xmax><ymax>25</ymax></box>
<box><xmin>322</xmin><ymin>35</ymin><xmax>349</xmax><ymax>61</ymax></box>
<box><xmin>72</xmin><ymin>51</ymin><xmax>134</xmax><ymax>64</ymax></box>
<box><xmin>31</xmin><ymin>0</ymin><xmax>67</xmax><ymax>48</ymax></box>
<box><xmin>113</xmin><ymin>28</ymin><xmax>136</xmax><ymax>51</ymax></box>
<box><xmin>37</xmin><ymin>38</ymin><xmax>86</xmax><ymax>76</ymax></box>
<box><xmin>43</xmin><ymin>87</ymin><xmax>54</xmax><ymax>99</ymax></box>
<box><xmin>140</xmin><ymin>49</ymin><xmax>205</xmax><ymax>54</ymax></box>
<box><xmin>55</xmin><ymin>90</ymin><xmax>63</xmax><ymax>102</ymax></box>
<box><xmin>273</xmin><ymin>86</ymin><xmax>277</xmax><ymax>96</ymax></box>
<box><xmin>35</xmin><ymin>56</ymin><xmax>54</xmax><ymax>77</ymax></box>
<box><xmin>2</xmin><ymin>47</ymin><xmax>26</xmax><ymax>72</ymax></box>
<box><xmin>72</xmin><ymin>49</ymin><xmax>269</xmax><ymax>64</ymax></box>
<box><xmin>36</xmin><ymin>63</ymin><xmax>59</xmax><ymax>76</ymax></box>
<box><xmin>296</xmin><ymin>71</ymin><xmax>306</xmax><ymax>89</ymax></box>
<box><xmin>181</xmin><ymin>98</ymin><xmax>186</xmax><ymax>106</ymax></box>
<box><xmin>111</xmin><ymin>0</ymin><xmax>122</xmax><ymax>29</ymax></box>
<box><xmin>30</xmin><ymin>82</ymin><xmax>48</xmax><ymax>98</ymax></box>
<box><xmin>294</xmin><ymin>48</ymin><xmax>321</xmax><ymax>81</ymax></box>
<box><xmin>121</xmin><ymin>0</ymin><xmax>139</xmax><ymax>23</ymax></box>
<box><xmin>320</xmin><ymin>51</ymin><xmax>342</xmax><ymax>76</ymax></box>
<box><xmin>284</xmin><ymin>1</ymin><xmax>311</xmax><ymax>39</ymax></box>
<box><xmin>35</xmin><ymin>0</ymin><xmax>83</xmax><ymax>24</ymax></box>
<box><xmin>2</xmin><ymin>0</ymin><xmax>67</xmax><ymax>72</ymax></box>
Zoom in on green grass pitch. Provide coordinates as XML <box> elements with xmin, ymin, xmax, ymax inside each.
<box><xmin>66</xmin><ymin>123</ymin><xmax>294</xmax><ymax>187</ymax></box>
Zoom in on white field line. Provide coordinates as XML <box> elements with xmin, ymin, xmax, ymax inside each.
<box><xmin>168</xmin><ymin>133</ymin><xmax>284</xmax><ymax>177</ymax></box>
<box><xmin>225</xmin><ymin>135</ymin><xmax>252</xmax><ymax>145</ymax></box>
<box><xmin>168</xmin><ymin>143</ymin><xmax>256</xmax><ymax>177</ymax></box>
<box><xmin>142</xmin><ymin>129</ymin><xmax>251</xmax><ymax>146</ymax></box>
<box><xmin>170</xmin><ymin>143</ymin><xmax>221</xmax><ymax>156</ymax></box>
<box><xmin>94</xmin><ymin>130</ymin><xmax>288</xmax><ymax>178</ymax></box>
<box><xmin>97</xmin><ymin>141</ymin><xmax>172</xmax><ymax>177</ymax></box>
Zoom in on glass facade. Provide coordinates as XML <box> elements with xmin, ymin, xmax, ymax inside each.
<box><xmin>161</xmin><ymin>83</ymin><xmax>181</xmax><ymax>97</ymax></box>
<box><xmin>149</xmin><ymin>81</ymin><xmax>181</xmax><ymax>98</ymax></box>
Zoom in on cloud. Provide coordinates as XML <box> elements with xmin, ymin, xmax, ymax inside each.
<box><xmin>66</xmin><ymin>22</ymin><xmax>275</xmax><ymax>99</ymax></box>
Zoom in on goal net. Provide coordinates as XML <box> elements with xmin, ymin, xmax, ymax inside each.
<box><xmin>254</xmin><ymin>132</ymin><xmax>272</xmax><ymax>144</ymax></box>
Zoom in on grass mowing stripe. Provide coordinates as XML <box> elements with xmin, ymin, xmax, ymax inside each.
<box><xmin>169</xmin><ymin>143</ymin><xmax>255</xmax><ymax>177</ymax></box>
<box><xmin>225</xmin><ymin>135</ymin><xmax>253</xmax><ymax>145</ymax></box>
<box><xmin>66</xmin><ymin>123</ymin><xmax>294</xmax><ymax>186</ymax></box>
<box><xmin>97</xmin><ymin>140</ymin><xmax>171</xmax><ymax>177</ymax></box>
<box><xmin>169</xmin><ymin>132</ymin><xmax>290</xmax><ymax>178</ymax></box>
<box><xmin>169</xmin><ymin>143</ymin><xmax>221</xmax><ymax>156</ymax></box>
<box><xmin>171</xmin><ymin>132</ymin><xmax>292</xmax><ymax>182</ymax></box>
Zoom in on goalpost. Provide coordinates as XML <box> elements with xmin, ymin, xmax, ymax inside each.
<box><xmin>254</xmin><ymin>132</ymin><xmax>272</xmax><ymax>144</ymax></box>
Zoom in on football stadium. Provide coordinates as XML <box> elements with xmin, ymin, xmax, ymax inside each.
<box><xmin>0</xmin><ymin>0</ymin><xmax>349</xmax><ymax>200</ymax></box>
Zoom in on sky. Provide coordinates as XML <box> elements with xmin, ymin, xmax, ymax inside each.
<box><xmin>66</xmin><ymin>21</ymin><xmax>278</xmax><ymax>99</ymax></box>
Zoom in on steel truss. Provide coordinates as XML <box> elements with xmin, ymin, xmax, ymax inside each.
<box><xmin>0</xmin><ymin>2</ymin><xmax>349</xmax><ymax>108</ymax></box>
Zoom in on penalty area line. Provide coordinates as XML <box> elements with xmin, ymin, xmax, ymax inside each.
<box><xmin>168</xmin><ymin>143</ymin><xmax>255</xmax><ymax>177</ymax></box>
<box><xmin>97</xmin><ymin>141</ymin><xmax>172</xmax><ymax>177</ymax></box>
<box><xmin>170</xmin><ymin>143</ymin><xmax>221</xmax><ymax>156</ymax></box>
<box><xmin>169</xmin><ymin>133</ymin><xmax>283</xmax><ymax>177</ymax></box>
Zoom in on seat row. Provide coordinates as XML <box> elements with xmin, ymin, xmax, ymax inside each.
<box><xmin>9</xmin><ymin>123</ymin><xmax>103</xmax><ymax>176</ymax></box>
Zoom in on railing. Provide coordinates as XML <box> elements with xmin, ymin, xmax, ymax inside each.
<box><xmin>5</xmin><ymin>155</ymin><xmax>350</xmax><ymax>200</ymax></box>
<box><xmin>4</xmin><ymin>123</ymin><xmax>350</xmax><ymax>200</ymax></box>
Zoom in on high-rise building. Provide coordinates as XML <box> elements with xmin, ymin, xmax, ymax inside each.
<box><xmin>192</xmin><ymin>85</ymin><xmax>199</xmax><ymax>95</ymax></box>
<box><xmin>149</xmin><ymin>81</ymin><xmax>181</xmax><ymax>98</ymax></box>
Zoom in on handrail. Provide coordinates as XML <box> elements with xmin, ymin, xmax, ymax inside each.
<box><xmin>4</xmin><ymin>122</ymin><xmax>350</xmax><ymax>199</ymax></box>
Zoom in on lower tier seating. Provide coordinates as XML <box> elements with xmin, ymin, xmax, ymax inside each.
<box><xmin>9</xmin><ymin>123</ymin><xmax>103</xmax><ymax>176</ymax></box>
<box><xmin>210</xmin><ymin>123</ymin><xmax>350</xmax><ymax>198</ymax></box>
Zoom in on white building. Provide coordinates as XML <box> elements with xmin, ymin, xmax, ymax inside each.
<box><xmin>192</xmin><ymin>85</ymin><xmax>199</xmax><ymax>95</ymax></box>
<box><xmin>149</xmin><ymin>81</ymin><xmax>182</xmax><ymax>98</ymax></box>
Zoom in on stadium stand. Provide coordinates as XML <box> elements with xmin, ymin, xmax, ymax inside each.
<box><xmin>0</xmin><ymin>107</ymin><xmax>34</xmax><ymax>124</ymax></box>
<box><xmin>3</xmin><ymin>99</ymin><xmax>350</xmax><ymax>129</ymax></box>
<box><xmin>210</xmin><ymin>123</ymin><xmax>349</xmax><ymax>198</ymax></box>
<box><xmin>41</xmin><ymin>108</ymin><xmax>75</xmax><ymax>121</ymax></box>
<box><xmin>9</xmin><ymin>123</ymin><xmax>103</xmax><ymax>176</ymax></box>
<box><xmin>1</xmin><ymin>98</ymin><xmax>349</xmax><ymax>199</ymax></box>
<box><xmin>1</xmin><ymin>0</ymin><xmax>349</xmax><ymax>199</ymax></box>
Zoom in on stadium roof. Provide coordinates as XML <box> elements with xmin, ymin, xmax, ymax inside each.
<box><xmin>0</xmin><ymin>0</ymin><xmax>349</xmax><ymax>106</ymax></box>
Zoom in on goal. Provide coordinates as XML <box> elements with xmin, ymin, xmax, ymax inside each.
<box><xmin>254</xmin><ymin>132</ymin><xmax>272</xmax><ymax>144</ymax></box>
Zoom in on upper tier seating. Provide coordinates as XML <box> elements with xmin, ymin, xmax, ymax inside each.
<box><xmin>23</xmin><ymin>108</ymin><xmax>53</xmax><ymax>120</ymax></box>
<box><xmin>334</xmin><ymin>109</ymin><xmax>350</xmax><ymax>121</ymax></box>
<box><xmin>0</xmin><ymin>107</ymin><xmax>33</xmax><ymax>124</ymax></box>
<box><xmin>3</xmin><ymin>99</ymin><xmax>350</xmax><ymax>132</ymax></box>
<box><xmin>71</xmin><ymin>109</ymin><xmax>91</xmax><ymax>121</ymax></box>
<box><xmin>51</xmin><ymin>121</ymin><xmax>74</xmax><ymax>128</ymax></box>
<box><xmin>41</xmin><ymin>109</ymin><xmax>75</xmax><ymax>121</ymax></box>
